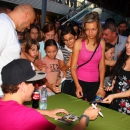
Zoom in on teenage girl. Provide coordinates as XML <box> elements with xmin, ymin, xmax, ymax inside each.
<box><xmin>56</xmin><ymin>25</ymin><xmax>77</xmax><ymax>96</ymax></box>
<box><xmin>41</xmin><ymin>39</ymin><xmax>61</xmax><ymax>96</ymax></box>
<box><xmin>71</xmin><ymin>12</ymin><xmax>106</xmax><ymax>102</ymax></box>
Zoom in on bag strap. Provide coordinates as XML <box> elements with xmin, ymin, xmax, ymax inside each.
<box><xmin>77</xmin><ymin>43</ymin><xmax>100</xmax><ymax>69</ymax></box>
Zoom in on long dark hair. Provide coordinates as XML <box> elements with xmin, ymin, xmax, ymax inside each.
<box><xmin>111</xmin><ymin>48</ymin><xmax>128</xmax><ymax>79</ymax></box>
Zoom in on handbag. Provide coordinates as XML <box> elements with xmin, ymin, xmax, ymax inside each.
<box><xmin>77</xmin><ymin>43</ymin><xmax>100</xmax><ymax>69</ymax></box>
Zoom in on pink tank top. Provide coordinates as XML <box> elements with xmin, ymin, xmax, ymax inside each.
<box><xmin>77</xmin><ymin>40</ymin><xmax>102</xmax><ymax>82</ymax></box>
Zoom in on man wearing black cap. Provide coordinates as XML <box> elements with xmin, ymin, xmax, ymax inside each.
<box><xmin>0</xmin><ymin>59</ymin><xmax>100</xmax><ymax>130</ymax></box>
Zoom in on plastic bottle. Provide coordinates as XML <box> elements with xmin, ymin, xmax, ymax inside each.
<box><xmin>32</xmin><ymin>84</ymin><xmax>40</xmax><ymax>109</ymax></box>
<box><xmin>39</xmin><ymin>85</ymin><xmax>48</xmax><ymax>110</ymax></box>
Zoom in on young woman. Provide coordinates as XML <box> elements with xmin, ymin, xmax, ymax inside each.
<box><xmin>71</xmin><ymin>12</ymin><xmax>106</xmax><ymax>102</ymax></box>
<box><xmin>105</xmin><ymin>43</ymin><xmax>115</xmax><ymax>77</ymax></box>
<box><xmin>41</xmin><ymin>39</ymin><xmax>61</xmax><ymax>96</ymax></box>
<box><xmin>56</xmin><ymin>25</ymin><xmax>77</xmax><ymax>96</ymax></box>
<box><xmin>103</xmin><ymin>35</ymin><xmax>130</xmax><ymax>115</ymax></box>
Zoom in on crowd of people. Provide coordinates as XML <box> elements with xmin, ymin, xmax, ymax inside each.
<box><xmin>0</xmin><ymin>2</ymin><xmax>130</xmax><ymax>130</ymax></box>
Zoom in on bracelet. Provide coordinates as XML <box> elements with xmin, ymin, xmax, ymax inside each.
<box><xmin>99</xmin><ymin>87</ymin><xmax>104</xmax><ymax>90</ymax></box>
<box><xmin>80</xmin><ymin>115</ymin><xmax>89</xmax><ymax>126</ymax></box>
<box><xmin>33</xmin><ymin>57</ymin><xmax>37</xmax><ymax>63</ymax></box>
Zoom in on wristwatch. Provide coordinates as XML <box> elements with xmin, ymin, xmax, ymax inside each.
<box><xmin>80</xmin><ymin>115</ymin><xmax>89</xmax><ymax>126</ymax></box>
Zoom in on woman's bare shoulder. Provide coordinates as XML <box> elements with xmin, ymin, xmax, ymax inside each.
<box><xmin>75</xmin><ymin>38</ymin><xmax>82</xmax><ymax>46</ymax></box>
<box><xmin>100</xmin><ymin>39</ymin><xmax>105</xmax><ymax>48</ymax></box>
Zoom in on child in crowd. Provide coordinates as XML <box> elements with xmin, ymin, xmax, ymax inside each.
<box><xmin>54</xmin><ymin>31</ymin><xmax>59</xmax><ymax>43</ymax></box>
<box><xmin>20</xmin><ymin>23</ymin><xmax>56</xmax><ymax>70</ymax></box>
<box><xmin>103</xmin><ymin>43</ymin><xmax>115</xmax><ymax>107</ymax></box>
<box><xmin>24</xmin><ymin>39</ymin><xmax>41</xmax><ymax>70</ymax></box>
<box><xmin>39</xmin><ymin>22</ymin><xmax>59</xmax><ymax>58</ymax></box>
<box><xmin>56</xmin><ymin>25</ymin><xmax>77</xmax><ymax>96</ymax></box>
<box><xmin>41</xmin><ymin>39</ymin><xmax>61</xmax><ymax>96</ymax></box>
<box><xmin>105</xmin><ymin>43</ymin><xmax>115</xmax><ymax>77</ymax></box>
<box><xmin>17</xmin><ymin>31</ymin><xmax>24</xmax><ymax>40</ymax></box>
<box><xmin>19</xmin><ymin>39</ymin><xmax>27</xmax><ymax>52</ymax></box>
<box><xmin>25</xmin><ymin>39</ymin><xmax>41</xmax><ymax>59</ymax></box>
<box><xmin>25</xmin><ymin>24</ymin><xmax>41</xmax><ymax>42</ymax></box>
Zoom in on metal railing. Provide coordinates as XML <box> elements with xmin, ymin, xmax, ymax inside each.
<box><xmin>61</xmin><ymin>3</ymin><xmax>95</xmax><ymax>25</ymax></box>
<box><xmin>59</xmin><ymin>1</ymin><xmax>92</xmax><ymax>22</ymax></box>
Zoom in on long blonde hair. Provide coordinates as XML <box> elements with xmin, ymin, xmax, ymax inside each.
<box><xmin>82</xmin><ymin>12</ymin><xmax>102</xmax><ymax>44</ymax></box>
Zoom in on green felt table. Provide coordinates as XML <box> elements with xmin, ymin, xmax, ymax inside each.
<box><xmin>46</xmin><ymin>93</ymin><xmax>130</xmax><ymax>130</ymax></box>
<box><xmin>25</xmin><ymin>93</ymin><xmax>130</xmax><ymax>130</ymax></box>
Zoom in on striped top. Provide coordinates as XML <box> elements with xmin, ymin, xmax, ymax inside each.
<box><xmin>56</xmin><ymin>45</ymin><xmax>72</xmax><ymax>80</ymax></box>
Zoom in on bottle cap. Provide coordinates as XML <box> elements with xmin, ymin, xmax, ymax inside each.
<box><xmin>43</xmin><ymin>85</ymin><xmax>46</xmax><ymax>88</ymax></box>
<box><xmin>35</xmin><ymin>84</ymin><xmax>39</xmax><ymax>87</ymax></box>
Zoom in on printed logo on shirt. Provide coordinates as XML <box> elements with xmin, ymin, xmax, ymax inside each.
<box><xmin>50</xmin><ymin>64</ymin><xmax>60</xmax><ymax>72</ymax></box>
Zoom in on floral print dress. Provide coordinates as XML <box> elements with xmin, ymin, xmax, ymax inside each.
<box><xmin>110</xmin><ymin>68</ymin><xmax>130</xmax><ymax>115</ymax></box>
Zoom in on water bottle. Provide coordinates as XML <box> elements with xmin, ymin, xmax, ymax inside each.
<box><xmin>39</xmin><ymin>85</ymin><xmax>47</xmax><ymax>110</ymax></box>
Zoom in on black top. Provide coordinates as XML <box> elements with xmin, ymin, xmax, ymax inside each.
<box><xmin>105</xmin><ymin>65</ymin><xmax>111</xmax><ymax>77</ymax></box>
<box><xmin>110</xmin><ymin>68</ymin><xmax>130</xmax><ymax>115</ymax></box>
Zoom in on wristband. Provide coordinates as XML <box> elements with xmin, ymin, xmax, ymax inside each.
<box><xmin>80</xmin><ymin>115</ymin><xmax>89</xmax><ymax>126</ymax></box>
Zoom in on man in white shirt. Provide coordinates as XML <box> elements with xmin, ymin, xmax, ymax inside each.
<box><xmin>0</xmin><ymin>4</ymin><xmax>35</xmax><ymax>97</ymax></box>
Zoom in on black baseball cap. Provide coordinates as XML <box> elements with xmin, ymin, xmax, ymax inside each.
<box><xmin>1</xmin><ymin>59</ymin><xmax>46</xmax><ymax>85</ymax></box>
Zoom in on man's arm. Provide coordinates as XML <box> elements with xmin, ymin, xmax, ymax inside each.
<box><xmin>73</xmin><ymin>106</ymin><xmax>100</xmax><ymax>130</ymax></box>
<box><xmin>36</xmin><ymin>109</ymin><xmax>68</xmax><ymax>119</ymax></box>
<box><xmin>36</xmin><ymin>106</ymin><xmax>100</xmax><ymax>130</ymax></box>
